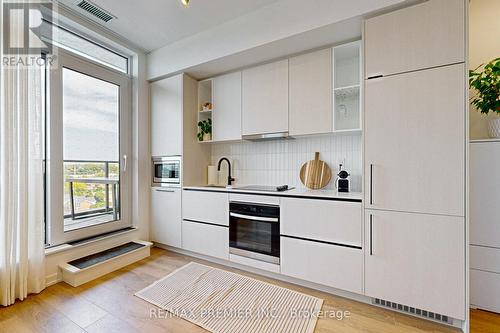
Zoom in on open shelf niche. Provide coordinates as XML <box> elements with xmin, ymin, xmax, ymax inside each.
<box><xmin>197</xmin><ymin>79</ymin><xmax>213</xmax><ymax>142</ymax></box>
<box><xmin>333</xmin><ymin>41</ymin><xmax>362</xmax><ymax>132</ymax></box>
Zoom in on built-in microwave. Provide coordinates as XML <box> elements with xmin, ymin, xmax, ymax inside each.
<box><xmin>152</xmin><ymin>156</ymin><xmax>181</xmax><ymax>187</ymax></box>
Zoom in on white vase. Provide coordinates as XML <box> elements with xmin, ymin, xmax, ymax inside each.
<box><xmin>203</xmin><ymin>133</ymin><xmax>212</xmax><ymax>141</ymax></box>
<box><xmin>488</xmin><ymin>118</ymin><xmax>500</xmax><ymax>139</ymax></box>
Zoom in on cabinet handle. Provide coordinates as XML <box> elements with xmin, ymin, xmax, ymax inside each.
<box><xmin>229</xmin><ymin>212</ymin><xmax>279</xmax><ymax>223</ymax></box>
<box><xmin>155</xmin><ymin>188</ymin><xmax>175</xmax><ymax>193</ymax></box>
<box><xmin>369</xmin><ymin>163</ymin><xmax>373</xmax><ymax>205</ymax></box>
<box><xmin>369</xmin><ymin>214</ymin><xmax>374</xmax><ymax>256</ymax></box>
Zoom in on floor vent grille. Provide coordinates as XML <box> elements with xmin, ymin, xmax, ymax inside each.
<box><xmin>373</xmin><ymin>298</ymin><xmax>452</xmax><ymax>325</ymax></box>
<box><xmin>77</xmin><ymin>0</ymin><xmax>115</xmax><ymax>22</ymax></box>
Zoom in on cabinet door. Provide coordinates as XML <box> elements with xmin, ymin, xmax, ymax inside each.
<box><xmin>289</xmin><ymin>49</ymin><xmax>332</xmax><ymax>135</ymax></box>
<box><xmin>212</xmin><ymin>72</ymin><xmax>242</xmax><ymax>141</ymax></box>
<box><xmin>150</xmin><ymin>75</ymin><xmax>183</xmax><ymax>156</ymax></box>
<box><xmin>281</xmin><ymin>197</ymin><xmax>361</xmax><ymax>247</ymax></box>
<box><xmin>470</xmin><ymin>142</ymin><xmax>500</xmax><ymax>248</ymax></box>
<box><xmin>364</xmin><ymin>0</ymin><xmax>465</xmax><ymax>78</ymax></box>
<box><xmin>471</xmin><ymin>269</ymin><xmax>500</xmax><ymax>313</ymax></box>
<box><xmin>242</xmin><ymin>60</ymin><xmax>288</xmax><ymax>135</ymax></box>
<box><xmin>364</xmin><ymin>210</ymin><xmax>465</xmax><ymax>319</ymax></box>
<box><xmin>281</xmin><ymin>237</ymin><xmax>362</xmax><ymax>294</ymax></box>
<box><xmin>182</xmin><ymin>220</ymin><xmax>229</xmax><ymax>260</ymax></box>
<box><xmin>150</xmin><ymin>188</ymin><xmax>182</xmax><ymax>247</ymax></box>
<box><xmin>364</xmin><ymin>64</ymin><xmax>465</xmax><ymax>216</ymax></box>
<box><xmin>182</xmin><ymin>190</ymin><xmax>229</xmax><ymax>226</ymax></box>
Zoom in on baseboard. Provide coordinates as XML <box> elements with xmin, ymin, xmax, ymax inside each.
<box><xmin>45</xmin><ymin>273</ymin><xmax>60</xmax><ymax>287</ymax></box>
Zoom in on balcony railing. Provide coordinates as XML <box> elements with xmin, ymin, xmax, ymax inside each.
<box><xmin>64</xmin><ymin>160</ymin><xmax>119</xmax><ymax>222</ymax></box>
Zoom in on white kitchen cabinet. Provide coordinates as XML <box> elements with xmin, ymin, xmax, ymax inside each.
<box><xmin>242</xmin><ymin>60</ymin><xmax>288</xmax><ymax>136</ymax></box>
<box><xmin>364</xmin><ymin>209</ymin><xmax>465</xmax><ymax>320</ymax></box>
<box><xmin>150</xmin><ymin>75</ymin><xmax>183</xmax><ymax>156</ymax></box>
<box><xmin>182</xmin><ymin>220</ymin><xmax>229</xmax><ymax>260</ymax></box>
<box><xmin>289</xmin><ymin>49</ymin><xmax>332</xmax><ymax>136</ymax></box>
<box><xmin>470</xmin><ymin>141</ymin><xmax>500</xmax><ymax>248</ymax></box>
<box><xmin>212</xmin><ymin>72</ymin><xmax>242</xmax><ymax>141</ymax></box>
<box><xmin>364</xmin><ymin>0</ymin><xmax>465</xmax><ymax>78</ymax></box>
<box><xmin>281</xmin><ymin>237</ymin><xmax>362</xmax><ymax>294</ymax></box>
<box><xmin>182</xmin><ymin>190</ymin><xmax>229</xmax><ymax>226</ymax></box>
<box><xmin>280</xmin><ymin>197</ymin><xmax>361</xmax><ymax>247</ymax></box>
<box><xmin>471</xmin><ymin>269</ymin><xmax>500</xmax><ymax>313</ymax></box>
<box><xmin>364</xmin><ymin>64</ymin><xmax>465</xmax><ymax>216</ymax></box>
<box><xmin>470</xmin><ymin>141</ymin><xmax>500</xmax><ymax>312</ymax></box>
<box><xmin>471</xmin><ymin>245</ymin><xmax>500</xmax><ymax>274</ymax></box>
<box><xmin>150</xmin><ymin>188</ymin><xmax>182</xmax><ymax>248</ymax></box>
<box><xmin>333</xmin><ymin>41</ymin><xmax>361</xmax><ymax>132</ymax></box>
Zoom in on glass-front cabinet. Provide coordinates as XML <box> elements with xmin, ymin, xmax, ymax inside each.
<box><xmin>333</xmin><ymin>41</ymin><xmax>362</xmax><ymax>132</ymax></box>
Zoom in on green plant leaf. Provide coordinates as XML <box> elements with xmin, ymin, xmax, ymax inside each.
<box><xmin>469</xmin><ymin>57</ymin><xmax>500</xmax><ymax>115</ymax></box>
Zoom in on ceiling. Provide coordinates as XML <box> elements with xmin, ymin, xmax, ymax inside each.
<box><xmin>57</xmin><ymin>0</ymin><xmax>280</xmax><ymax>52</ymax></box>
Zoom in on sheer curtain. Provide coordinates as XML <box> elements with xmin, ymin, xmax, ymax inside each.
<box><xmin>0</xmin><ymin>0</ymin><xmax>46</xmax><ymax>306</ymax></box>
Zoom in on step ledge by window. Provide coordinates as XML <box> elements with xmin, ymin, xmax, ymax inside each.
<box><xmin>45</xmin><ymin>227</ymin><xmax>138</xmax><ymax>256</ymax></box>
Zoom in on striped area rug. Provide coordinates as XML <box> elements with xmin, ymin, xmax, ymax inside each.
<box><xmin>135</xmin><ymin>262</ymin><xmax>323</xmax><ymax>333</ymax></box>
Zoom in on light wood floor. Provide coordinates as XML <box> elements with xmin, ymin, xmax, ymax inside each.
<box><xmin>0</xmin><ymin>247</ymin><xmax>498</xmax><ymax>333</ymax></box>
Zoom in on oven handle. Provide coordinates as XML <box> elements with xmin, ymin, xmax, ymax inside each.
<box><xmin>229</xmin><ymin>212</ymin><xmax>279</xmax><ymax>223</ymax></box>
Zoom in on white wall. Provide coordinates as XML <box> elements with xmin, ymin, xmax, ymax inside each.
<box><xmin>132</xmin><ymin>53</ymin><xmax>150</xmax><ymax>242</ymax></box>
<box><xmin>147</xmin><ymin>0</ymin><xmax>405</xmax><ymax>80</ymax></box>
<box><xmin>211</xmin><ymin>134</ymin><xmax>362</xmax><ymax>192</ymax></box>
<box><xmin>469</xmin><ymin>0</ymin><xmax>500</xmax><ymax>139</ymax></box>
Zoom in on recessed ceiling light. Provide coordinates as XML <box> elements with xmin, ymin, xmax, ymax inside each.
<box><xmin>181</xmin><ymin>0</ymin><xmax>189</xmax><ymax>7</ymax></box>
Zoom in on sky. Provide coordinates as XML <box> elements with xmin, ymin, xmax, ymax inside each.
<box><xmin>63</xmin><ymin>68</ymin><xmax>119</xmax><ymax>162</ymax></box>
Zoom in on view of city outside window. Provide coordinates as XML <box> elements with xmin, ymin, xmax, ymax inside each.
<box><xmin>62</xmin><ymin>68</ymin><xmax>120</xmax><ymax>231</ymax></box>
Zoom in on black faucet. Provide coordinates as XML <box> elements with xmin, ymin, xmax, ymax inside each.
<box><xmin>217</xmin><ymin>157</ymin><xmax>235</xmax><ymax>186</ymax></box>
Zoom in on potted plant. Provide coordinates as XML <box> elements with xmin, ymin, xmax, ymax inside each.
<box><xmin>197</xmin><ymin>118</ymin><xmax>212</xmax><ymax>141</ymax></box>
<box><xmin>469</xmin><ymin>57</ymin><xmax>500</xmax><ymax>138</ymax></box>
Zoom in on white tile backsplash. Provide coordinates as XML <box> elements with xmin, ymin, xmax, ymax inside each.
<box><xmin>211</xmin><ymin>133</ymin><xmax>362</xmax><ymax>191</ymax></box>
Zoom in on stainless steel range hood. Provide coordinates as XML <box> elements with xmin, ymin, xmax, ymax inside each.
<box><xmin>242</xmin><ymin>132</ymin><xmax>293</xmax><ymax>141</ymax></box>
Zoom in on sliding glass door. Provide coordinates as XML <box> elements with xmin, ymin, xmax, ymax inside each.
<box><xmin>46</xmin><ymin>50</ymin><xmax>131</xmax><ymax>245</ymax></box>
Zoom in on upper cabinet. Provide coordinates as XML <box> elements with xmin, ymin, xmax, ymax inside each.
<box><xmin>212</xmin><ymin>72</ymin><xmax>242</xmax><ymax>142</ymax></box>
<box><xmin>150</xmin><ymin>75</ymin><xmax>183</xmax><ymax>156</ymax></box>
<box><xmin>197</xmin><ymin>79</ymin><xmax>213</xmax><ymax>142</ymax></box>
<box><xmin>200</xmin><ymin>41</ymin><xmax>362</xmax><ymax>140</ymax></box>
<box><xmin>333</xmin><ymin>41</ymin><xmax>362</xmax><ymax>132</ymax></box>
<box><xmin>242</xmin><ymin>59</ymin><xmax>289</xmax><ymax>136</ymax></box>
<box><xmin>364</xmin><ymin>0</ymin><xmax>465</xmax><ymax>78</ymax></box>
<box><xmin>289</xmin><ymin>49</ymin><xmax>332</xmax><ymax>136</ymax></box>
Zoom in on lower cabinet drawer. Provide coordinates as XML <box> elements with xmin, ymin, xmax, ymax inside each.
<box><xmin>281</xmin><ymin>197</ymin><xmax>362</xmax><ymax>247</ymax></box>
<box><xmin>183</xmin><ymin>190</ymin><xmax>229</xmax><ymax>226</ymax></box>
<box><xmin>280</xmin><ymin>236</ymin><xmax>362</xmax><ymax>294</ymax></box>
<box><xmin>182</xmin><ymin>220</ymin><xmax>229</xmax><ymax>260</ymax></box>
<box><xmin>471</xmin><ymin>269</ymin><xmax>500</xmax><ymax>313</ymax></box>
<box><xmin>470</xmin><ymin>245</ymin><xmax>500</xmax><ymax>274</ymax></box>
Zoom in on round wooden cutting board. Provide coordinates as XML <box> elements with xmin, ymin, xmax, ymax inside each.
<box><xmin>299</xmin><ymin>152</ymin><xmax>332</xmax><ymax>189</ymax></box>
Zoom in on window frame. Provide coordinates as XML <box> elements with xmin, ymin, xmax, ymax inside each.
<box><xmin>45</xmin><ymin>48</ymin><xmax>132</xmax><ymax>246</ymax></box>
<box><xmin>41</xmin><ymin>18</ymin><xmax>130</xmax><ymax>74</ymax></box>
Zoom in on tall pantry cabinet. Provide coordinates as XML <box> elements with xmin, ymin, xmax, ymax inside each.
<box><xmin>150</xmin><ymin>74</ymin><xmax>210</xmax><ymax>248</ymax></box>
<box><xmin>363</xmin><ymin>0</ymin><xmax>466</xmax><ymax>321</ymax></box>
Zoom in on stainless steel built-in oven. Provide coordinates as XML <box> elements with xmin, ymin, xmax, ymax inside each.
<box><xmin>229</xmin><ymin>202</ymin><xmax>280</xmax><ymax>264</ymax></box>
<box><xmin>152</xmin><ymin>156</ymin><xmax>181</xmax><ymax>187</ymax></box>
